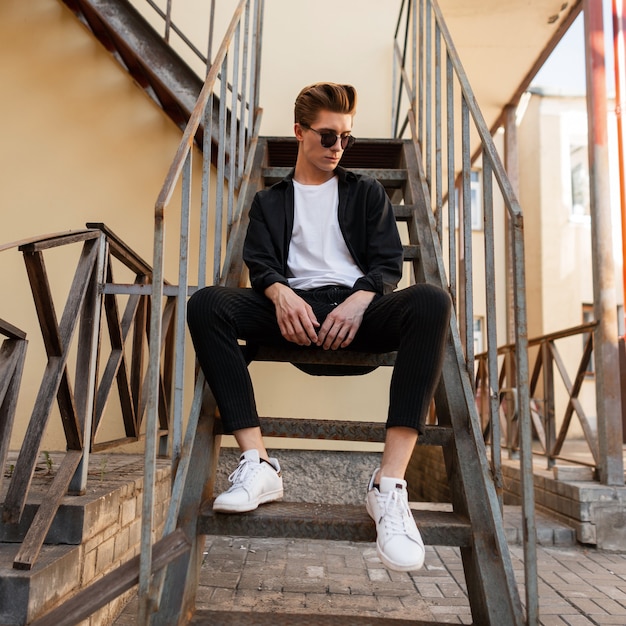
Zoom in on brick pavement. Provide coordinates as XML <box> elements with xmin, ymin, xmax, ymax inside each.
<box><xmin>115</xmin><ymin>532</ymin><xmax>626</xmax><ymax>625</ymax></box>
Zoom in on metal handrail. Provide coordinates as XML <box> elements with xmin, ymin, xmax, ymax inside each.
<box><xmin>0</xmin><ymin>225</ymin><xmax>172</xmax><ymax>570</ymax></box>
<box><xmin>392</xmin><ymin>1</ymin><xmax>536</xmax><ymax>624</ymax></box>
<box><xmin>140</xmin><ymin>0</ymin><xmax>264</xmax><ymax>620</ymax></box>
<box><xmin>135</xmin><ymin>0</ymin><xmax>213</xmax><ymax>68</ymax></box>
<box><xmin>476</xmin><ymin>322</ymin><xmax>600</xmax><ymax>468</ymax></box>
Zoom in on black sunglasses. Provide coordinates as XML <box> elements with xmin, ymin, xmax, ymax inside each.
<box><xmin>300</xmin><ymin>123</ymin><xmax>356</xmax><ymax>150</ymax></box>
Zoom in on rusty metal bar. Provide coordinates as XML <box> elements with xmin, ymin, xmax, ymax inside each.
<box><xmin>393</xmin><ymin>0</ymin><xmax>536</xmax><ymax>621</ymax></box>
<box><xmin>616</xmin><ymin>0</ymin><xmax>626</xmax><ymax>337</ymax></box>
<box><xmin>435</xmin><ymin>21</ymin><xmax>443</xmax><ymax>241</ymax></box>
<box><xmin>446</xmin><ymin>51</ymin><xmax>456</xmax><ymax>310</ymax></box>
<box><xmin>425</xmin><ymin>0</ymin><xmax>432</xmax><ymax>191</ymax></box>
<box><xmin>143</xmin><ymin>0</ymin><xmax>207</xmax><ymax>66</ymax></box>
<box><xmin>461</xmin><ymin>97</ymin><xmax>474</xmax><ymax>379</ymax></box>
<box><xmin>542</xmin><ymin>341</ymin><xmax>555</xmax><ymax>469</ymax></box>
<box><xmin>238</xmin><ymin>0</ymin><xmax>251</xmax><ymax>181</ymax></box>
<box><xmin>164</xmin><ymin>0</ymin><xmax>172</xmax><ymax>42</ymax></box>
<box><xmin>214</xmin><ymin>53</ymin><xmax>228</xmax><ymax>282</ymax></box>
<box><xmin>199</xmin><ymin>89</ymin><xmax>213</xmax><ymax>290</ymax></box>
<box><xmin>228</xmin><ymin>21</ymin><xmax>241</xmax><ymax>229</ymax></box>
<box><xmin>208</xmin><ymin>0</ymin><xmax>216</xmax><ymax>66</ymax></box>
<box><xmin>171</xmin><ymin>153</ymin><xmax>193</xmax><ymax>462</ymax></box>
<box><xmin>142</xmin><ymin>1</ymin><xmax>263</xmax><ymax>619</ymax></box>
<box><xmin>511</xmin><ymin>208</ymin><xmax>537</xmax><ymax>626</ymax></box>
<box><xmin>68</xmin><ymin>234</ymin><xmax>107</xmax><ymax>493</ymax></box>
<box><xmin>418</xmin><ymin>0</ymin><xmax>424</xmax><ymax>145</ymax></box>
<box><xmin>482</xmin><ymin>160</ymin><xmax>503</xmax><ymax>511</ymax></box>
<box><xmin>583</xmin><ymin>0</ymin><xmax>625</xmax><ymax>486</ymax></box>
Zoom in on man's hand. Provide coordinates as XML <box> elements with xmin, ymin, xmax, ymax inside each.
<box><xmin>316</xmin><ymin>290</ymin><xmax>375</xmax><ymax>350</ymax></box>
<box><xmin>265</xmin><ymin>283</ymin><xmax>320</xmax><ymax>345</ymax></box>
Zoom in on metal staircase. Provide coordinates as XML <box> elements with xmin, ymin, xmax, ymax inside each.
<box><xmin>28</xmin><ymin>1</ymin><xmax>538</xmax><ymax>624</ymax></box>
<box><xmin>165</xmin><ymin>135</ymin><xmax>523</xmax><ymax>625</ymax></box>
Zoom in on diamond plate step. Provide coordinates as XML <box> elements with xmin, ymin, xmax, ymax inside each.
<box><xmin>263</xmin><ymin>167</ymin><xmax>407</xmax><ymax>188</ymax></box>
<box><xmin>198</xmin><ymin>501</ymin><xmax>471</xmax><ymax>547</ymax></box>
<box><xmin>191</xmin><ymin>611</ymin><xmax>442</xmax><ymax>625</ymax></box>
<box><xmin>215</xmin><ymin>418</ymin><xmax>452</xmax><ymax>446</ymax></box>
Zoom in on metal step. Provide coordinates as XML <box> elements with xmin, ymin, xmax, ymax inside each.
<box><xmin>263</xmin><ymin>167</ymin><xmax>407</xmax><ymax>188</ymax></box>
<box><xmin>215</xmin><ymin>418</ymin><xmax>452</xmax><ymax>445</ymax></box>
<box><xmin>393</xmin><ymin>204</ymin><xmax>415</xmax><ymax>220</ymax></box>
<box><xmin>191</xmin><ymin>610</ymin><xmax>441</xmax><ymax>625</ymax></box>
<box><xmin>252</xmin><ymin>345</ymin><xmax>397</xmax><ymax>367</ymax></box>
<box><xmin>266</xmin><ymin>137</ymin><xmax>405</xmax><ymax>170</ymax></box>
<box><xmin>198</xmin><ymin>501</ymin><xmax>472</xmax><ymax>547</ymax></box>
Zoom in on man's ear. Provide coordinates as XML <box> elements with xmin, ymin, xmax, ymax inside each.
<box><xmin>294</xmin><ymin>123</ymin><xmax>305</xmax><ymax>142</ymax></box>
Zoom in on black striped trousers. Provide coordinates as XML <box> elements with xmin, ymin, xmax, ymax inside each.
<box><xmin>186</xmin><ymin>283</ymin><xmax>451</xmax><ymax>435</ymax></box>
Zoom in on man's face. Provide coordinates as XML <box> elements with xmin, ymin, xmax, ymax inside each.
<box><xmin>295</xmin><ymin>110</ymin><xmax>353</xmax><ymax>176</ymax></box>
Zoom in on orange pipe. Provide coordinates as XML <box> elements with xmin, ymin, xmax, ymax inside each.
<box><xmin>615</xmin><ymin>0</ymin><xmax>626</xmax><ymax>331</ymax></box>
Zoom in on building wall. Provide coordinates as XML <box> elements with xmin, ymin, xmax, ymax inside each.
<box><xmin>5</xmin><ymin>1</ymin><xmax>606</xmax><ymax>459</ymax></box>
<box><xmin>516</xmin><ymin>92</ymin><xmax>624</xmax><ymax>438</ymax></box>
<box><xmin>0</xmin><ymin>0</ymin><xmax>404</xmax><ymax>454</ymax></box>
<box><xmin>0</xmin><ymin>0</ymin><xmax>206</xmax><ymax>451</ymax></box>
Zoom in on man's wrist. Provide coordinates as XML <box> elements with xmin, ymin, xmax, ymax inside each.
<box><xmin>264</xmin><ymin>282</ymin><xmax>289</xmax><ymax>303</ymax></box>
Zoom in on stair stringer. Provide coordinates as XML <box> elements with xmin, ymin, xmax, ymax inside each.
<box><xmin>401</xmin><ymin>141</ymin><xmax>524</xmax><ymax>625</ymax></box>
<box><xmin>149</xmin><ymin>137</ymin><xmax>269</xmax><ymax>625</ymax></box>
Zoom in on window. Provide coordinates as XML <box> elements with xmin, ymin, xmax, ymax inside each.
<box><xmin>570</xmin><ymin>144</ymin><xmax>590</xmax><ymax>217</ymax></box>
<box><xmin>453</xmin><ymin>170</ymin><xmax>483</xmax><ymax>231</ymax></box>
<box><xmin>474</xmin><ymin>317</ymin><xmax>484</xmax><ymax>355</ymax></box>
<box><xmin>470</xmin><ymin>170</ymin><xmax>483</xmax><ymax>230</ymax></box>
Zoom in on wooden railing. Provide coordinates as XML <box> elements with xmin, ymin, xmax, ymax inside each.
<box><xmin>0</xmin><ymin>224</ymin><xmax>175</xmax><ymax>570</ymax></box>
<box><xmin>476</xmin><ymin>322</ymin><xmax>600</xmax><ymax>470</ymax></box>
<box><xmin>0</xmin><ymin>319</ymin><xmax>28</xmax><ymax>505</ymax></box>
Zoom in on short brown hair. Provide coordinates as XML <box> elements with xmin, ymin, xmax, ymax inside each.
<box><xmin>294</xmin><ymin>83</ymin><xmax>357</xmax><ymax>127</ymax></box>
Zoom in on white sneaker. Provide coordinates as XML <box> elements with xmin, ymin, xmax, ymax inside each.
<box><xmin>213</xmin><ymin>450</ymin><xmax>283</xmax><ymax>513</ymax></box>
<box><xmin>365</xmin><ymin>468</ymin><xmax>425</xmax><ymax>571</ymax></box>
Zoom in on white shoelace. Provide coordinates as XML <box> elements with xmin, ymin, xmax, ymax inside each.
<box><xmin>378</xmin><ymin>490</ymin><xmax>415</xmax><ymax>538</ymax></box>
<box><xmin>226</xmin><ymin>459</ymin><xmax>261</xmax><ymax>492</ymax></box>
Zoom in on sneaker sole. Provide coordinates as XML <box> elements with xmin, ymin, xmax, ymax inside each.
<box><xmin>212</xmin><ymin>488</ymin><xmax>284</xmax><ymax>514</ymax></box>
<box><xmin>375</xmin><ymin>542</ymin><xmax>425</xmax><ymax>572</ymax></box>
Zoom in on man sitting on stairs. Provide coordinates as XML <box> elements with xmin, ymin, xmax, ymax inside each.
<box><xmin>187</xmin><ymin>82</ymin><xmax>451</xmax><ymax>572</ymax></box>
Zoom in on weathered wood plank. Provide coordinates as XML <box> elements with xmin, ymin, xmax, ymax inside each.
<box><xmin>131</xmin><ymin>292</ymin><xmax>148</xmax><ymax>428</ymax></box>
<box><xmin>137</xmin><ymin>297</ymin><xmax>176</xmax><ymax>431</ymax></box>
<box><xmin>0</xmin><ymin>229</ymin><xmax>95</xmax><ymax>254</ymax></box>
<box><xmin>2</xmin><ymin>357</ymin><xmax>72</xmax><ymax>524</ymax></box>
<box><xmin>18</xmin><ymin>229</ymin><xmax>100</xmax><ymax>253</ymax></box>
<box><xmin>0</xmin><ymin>318</ymin><xmax>27</xmax><ymax>340</ymax></box>
<box><xmin>23</xmin><ymin>251</ymin><xmax>81</xmax><ymax>450</ymax></box>
<box><xmin>94</xmin><ymin>264</ymin><xmax>140</xmax><ymax>437</ymax></box>
<box><xmin>86</xmin><ymin>222</ymin><xmax>153</xmax><ymax>276</ymax></box>
<box><xmin>29</xmin><ymin>528</ymin><xmax>190</xmax><ymax>626</ymax></box>
<box><xmin>12</xmin><ymin>450</ymin><xmax>83</xmax><ymax>570</ymax></box>
<box><xmin>4</xmin><ymin>241</ymin><xmax>99</xmax><ymax>522</ymax></box>
<box><xmin>23</xmin><ymin>251</ymin><xmax>62</xmax><ymax>354</ymax></box>
<box><xmin>0</xmin><ymin>339</ymin><xmax>27</xmax><ymax>496</ymax></box>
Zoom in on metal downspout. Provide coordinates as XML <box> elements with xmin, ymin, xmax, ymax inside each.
<box><xmin>614</xmin><ymin>0</ymin><xmax>626</xmax><ymax>443</ymax></box>
<box><xmin>584</xmin><ymin>0</ymin><xmax>625</xmax><ymax>486</ymax></box>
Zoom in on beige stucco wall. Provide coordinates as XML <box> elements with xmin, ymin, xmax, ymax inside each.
<box><xmin>0</xmin><ymin>0</ymin><xmax>206</xmax><ymax>452</ymax></box>
<box><xmin>1</xmin><ymin>0</ymin><xmax>406</xmax><ymax>454</ymax></box>
<box><xmin>517</xmin><ymin>94</ymin><xmax>603</xmax><ymax>438</ymax></box>
<box><xmin>6</xmin><ymin>1</ymin><xmax>599</xmax><ymax>459</ymax></box>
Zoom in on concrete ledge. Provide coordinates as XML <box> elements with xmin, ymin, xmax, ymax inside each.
<box><xmin>502</xmin><ymin>461</ymin><xmax>626</xmax><ymax>550</ymax></box>
<box><xmin>0</xmin><ymin>454</ymin><xmax>171</xmax><ymax>626</ymax></box>
<box><xmin>406</xmin><ymin>444</ymin><xmax>607</xmax><ymax>548</ymax></box>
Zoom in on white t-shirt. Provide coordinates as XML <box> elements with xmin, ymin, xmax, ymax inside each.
<box><xmin>287</xmin><ymin>177</ymin><xmax>364</xmax><ymax>290</ymax></box>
